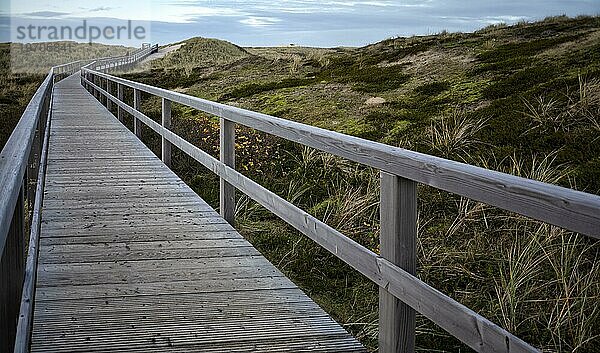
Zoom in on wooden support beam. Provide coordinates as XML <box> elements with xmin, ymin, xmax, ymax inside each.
<box><xmin>379</xmin><ymin>172</ymin><xmax>417</xmax><ymax>353</ymax></box>
<box><xmin>117</xmin><ymin>84</ymin><xmax>124</xmax><ymax>123</ymax></box>
<box><xmin>220</xmin><ymin>118</ymin><xmax>235</xmax><ymax>226</ymax></box>
<box><xmin>106</xmin><ymin>80</ymin><xmax>112</xmax><ymax>112</ymax></box>
<box><xmin>161</xmin><ymin>98</ymin><xmax>172</xmax><ymax>168</ymax></box>
<box><xmin>133</xmin><ymin>89</ymin><xmax>142</xmax><ymax>138</ymax></box>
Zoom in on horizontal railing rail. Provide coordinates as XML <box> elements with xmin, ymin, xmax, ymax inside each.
<box><xmin>0</xmin><ymin>44</ymin><xmax>158</xmax><ymax>353</ymax></box>
<box><xmin>81</xmin><ymin>64</ymin><xmax>600</xmax><ymax>353</ymax></box>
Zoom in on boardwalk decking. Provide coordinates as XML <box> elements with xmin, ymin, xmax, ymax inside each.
<box><xmin>29</xmin><ymin>75</ymin><xmax>365</xmax><ymax>352</ymax></box>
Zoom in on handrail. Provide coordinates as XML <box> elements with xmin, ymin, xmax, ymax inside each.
<box><xmin>81</xmin><ymin>63</ymin><xmax>600</xmax><ymax>353</ymax></box>
<box><xmin>86</xmin><ymin>45</ymin><xmax>158</xmax><ymax>72</ymax></box>
<box><xmin>0</xmin><ymin>44</ymin><xmax>158</xmax><ymax>353</ymax></box>
<box><xmin>83</xmin><ymin>69</ymin><xmax>600</xmax><ymax>239</ymax></box>
<box><xmin>0</xmin><ymin>69</ymin><xmax>53</xmax><ymax>353</ymax></box>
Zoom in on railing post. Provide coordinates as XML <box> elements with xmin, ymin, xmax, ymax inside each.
<box><xmin>27</xmin><ymin>108</ymin><xmax>41</xmax><ymax>207</ymax></box>
<box><xmin>94</xmin><ymin>75</ymin><xmax>99</xmax><ymax>99</ymax></box>
<box><xmin>379</xmin><ymin>172</ymin><xmax>416</xmax><ymax>353</ymax></box>
<box><xmin>220</xmin><ymin>118</ymin><xmax>235</xmax><ymax>226</ymax></box>
<box><xmin>133</xmin><ymin>89</ymin><xmax>142</xmax><ymax>138</ymax></box>
<box><xmin>117</xmin><ymin>84</ymin><xmax>124</xmax><ymax>123</ymax></box>
<box><xmin>161</xmin><ymin>98</ymin><xmax>172</xmax><ymax>167</ymax></box>
<box><xmin>106</xmin><ymin>80</ymin><xmax>112</xmax><ymax>112</ymax></box>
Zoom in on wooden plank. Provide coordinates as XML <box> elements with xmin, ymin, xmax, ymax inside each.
<box><xmin>379</xmin><ymin>173</ymin><xmax>416</xmax><ymax>353</ymax></box>
<box><xmin>33</xmin><ymin>288</ymin><xmax>310</xmax><ymax>313</ymax></box>
<box><xmin>37</xmin><ymin>256</ymin><xmax>273</xmax><ymax>277</ymax></box>
<box><xmin>30</xmin><ymin>318</ymin><xmax>356</xmax><ymax>353</ymax></box>
<box><xmin>35</xmin><ymin>276</ymin><xmax>295</xmax><ymax>301</ymax></box>
<box><xmin>39</xmin><ymin>230</ymin><xmax>241</xmax><ymax>245</ymax></box>
<box><xmin>37</xmin><ymin>262</ymin><xmax>281</xmax><ymax>286</ymax></box>
<box><xmin>38</xmin><ymin>245</ymin><xmax>259</xmax><ymax>264</ymax></box>
<box><xmin>85</xmin><ymin>72</ymin><xmax>600</xmax><ymax>238</ymax></box>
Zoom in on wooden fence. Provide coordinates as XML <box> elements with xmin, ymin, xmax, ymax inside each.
<box><xmin>80</xmin><ymin>62</ymin><xmax>600</xmax><ymax>353</ymax></box>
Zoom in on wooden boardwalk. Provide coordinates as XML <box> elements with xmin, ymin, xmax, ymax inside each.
<box><xmin>29</xmin><ymin>75</ymin><xmax>365</xmax><ymax>352</ymax></box>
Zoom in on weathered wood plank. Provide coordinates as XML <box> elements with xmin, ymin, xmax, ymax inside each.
<box><xmin>220</xmin><ymin>118</ymin><xmax>235</xmax><ymax>226</ymax></box>
<box><xmin>133</xmin><ymin>88</ymin><xmax>142</xmax><ymax>138</ymax></box>
<box><xmin>162</xmin><ymin>98</ymin><xmax>172</xmax><ymax>167</ymax></box>
<box><xmin>379</xmin><ymin>173</ymin><xmax>416</xmax><ymax>353</ymax></box>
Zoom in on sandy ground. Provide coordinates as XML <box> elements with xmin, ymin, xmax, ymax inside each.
<box><xmin>140</xmin><ymin>43</ymin><xmax>185</xmax><ymax>64</ymax></box>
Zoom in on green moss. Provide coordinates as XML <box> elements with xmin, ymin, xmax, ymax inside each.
<box><xmin>389</xmin><ymin>120</ymin><xmax>412</xmax><ymax>134</ymax></box>
<box><xmin>481</xmin><ymin>65</ymin><xmax>556</xmax><ymax>99</ymax></box>
<box><xmin>259</xmin><ymin>93</ymin><xmax>292</xmax><ymax>116</ymax></box>
<box><xmin>473</xmin><ymin>34</ymin><xmax>583</xmax><ymax>75</ymax></box>
<box><xmin>414</xmin><ymin>81</ymin><xmax>450</xmax><ymax>96</ymax></box>
<box><xmin>477</xmin><ymin>34</ymin><xmax>581</xmax><ymax>63</ymax></box>
<box><xmin>317</xmin><ymin>60</ymin><xmax>410</xmax><ymax>92</ymax></box>
<box><xmin>222</xmin><ymin>77</ymin><xmax>316</xmax><ymax>99</ymax></box>
<box><xmin>343</xmin><ymin>119</ymin><xmax>382</xmax><ymax>140</ymax></box>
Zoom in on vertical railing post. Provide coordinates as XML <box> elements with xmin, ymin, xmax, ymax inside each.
<box><xmin>133</xmin><ymin>89</ymin><xmax>142</xmax><ymax>138</ymax></box>
<box><xmin>101</xmin><ymin>78</ymin><xmax>105</xmax><ymax>106</ymax></box>
<box><xmin>161</xmin><ymin>98</ymin><xmax>172</xmax><ymax>168</ymax></box>
<box><xmin>379</xmin><ymin>172</ymin><xmax>417</xmax><ymax>353</ymax></box>
<box><xmin>94</xmin><ymin>75</ymin><xmax>99</xmax><ymax>99</ymax></box>
<box><xmin>117</xmin><ymin>84</ymin><xmax>124</xmax><ymax>123</ymax></box>
<box><xmin>106</xmin><ymin>80</ymin><xmax>112</xmax><ymax>112</ymax></box>
<box><xmin>220</xmin><ymin>118</ymin><xmax>235</xmax><ymax>226</ymax></box>
<box><xmin>27</xmin><ymin>106</ymin><xmax>42</xmax><ymax>207</ymax></box>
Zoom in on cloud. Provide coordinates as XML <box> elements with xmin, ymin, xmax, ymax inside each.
<box><xmin>88</xmin><ymin>7</ymin><xmax>114</xmax><ymax>12</ymax></box>
<box><xmin>240</xmin><ymin>16</ymin><xmax>282</xmax><ymax>27</ymax></box>
<box><xmin>22</xmin><ymin>11</ymin><xmax>69</xmax><ymax>18</ymax></box>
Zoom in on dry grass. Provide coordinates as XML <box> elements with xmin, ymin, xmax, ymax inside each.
<box><xmin>428</xmin><ymin>105</ymin><xmax>489</xmax><ymax>160</ymax></box>
<box><xmin>523</xmin><ymin>74</ymin><xmax>600</xmax><ymax>135</ymax></box>
<box><xmin>289</xmin><ymin>55</ymin><xmax>303</xmax><ymax>74</ymax></box>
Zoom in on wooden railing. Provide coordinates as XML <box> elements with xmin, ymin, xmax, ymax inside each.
<box><xmin>81</xmin><ymin>65</ymin><xmax>600</xmax><ymax>353</ymax></box>
<box><xmin>0</xmin><ymin>44</ymin><xmax>158</xmax><ymax>353</ymax></box>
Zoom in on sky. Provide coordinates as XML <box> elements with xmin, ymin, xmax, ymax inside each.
<box><xmin>1</xmin><ymin>0</ymin><xmax>599</xmax><ymax>47</ymax></box>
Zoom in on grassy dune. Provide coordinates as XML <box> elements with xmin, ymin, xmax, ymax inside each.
<box><xmin>0</xmin><ymin>42</ymin><xmax>133</xmax><ymax>150</ymax></box>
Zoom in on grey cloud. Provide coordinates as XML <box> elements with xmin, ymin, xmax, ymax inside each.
<box><xmin>22</xmin><ymin>11</ymin><xmax>69</xmax><ymax>18</ymax></box>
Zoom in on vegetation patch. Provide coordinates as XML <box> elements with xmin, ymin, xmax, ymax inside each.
<box><xmin>481</xmin><ymin>65</ymin><xmax>556</xmax><ymax>99</ymax></box>
<box><xmin>221</xmin><ymin>77</ymin><xmax>317</xmax><ymax>99</ymax></box>
<box><xmin>414</xmin><ymin>81</ymin><xmax>450</xmax><ymax>96</ymax></box>
<box><xmin>317</xmin><ymin>58</ymin><xmax>410</xmax><ymax>92</ymax></box>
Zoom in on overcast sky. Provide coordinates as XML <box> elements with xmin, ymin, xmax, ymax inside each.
<box><xmin>1</xmin><ymin>1</ymin><xmax>599</xmax><ymax>47</ymax></box>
